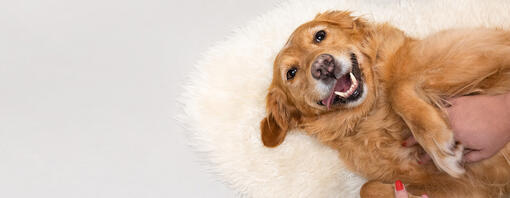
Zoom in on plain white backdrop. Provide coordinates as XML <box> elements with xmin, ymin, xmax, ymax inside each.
<box><xmin>0</xmin><ymin>0</ymin><xmax>279</xmax><ymax>197</ymax></box>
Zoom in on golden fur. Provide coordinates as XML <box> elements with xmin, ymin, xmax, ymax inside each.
<box><xmin>261</xmin><ymin>11</ymin><xmax>510</xmax><ymax>197</ymax></box>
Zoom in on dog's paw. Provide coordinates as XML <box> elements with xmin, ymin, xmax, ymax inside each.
<box><xmin>432</xmin><ymin>142</ymin><xmax>464</xmax><ymax>177</ymax></box>
<box><xmin>422</xmin><ymin>129</ymin><xmax>465</xmax><ymax>177</ymax></box>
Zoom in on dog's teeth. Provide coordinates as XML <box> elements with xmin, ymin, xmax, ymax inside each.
<box><xmin>335</xmin><ymin>91</ymin><xmax>348</xmax><ymax>98</ymax></box>
<box><xmin>335</xmin><ymin>73</ymin><xmax>359</xmax><ymax>98</ymax></box>
<box><xmin>350</xmin><ymin>72</ymin><xmax>358</xmax><ymax>86</ymax></box>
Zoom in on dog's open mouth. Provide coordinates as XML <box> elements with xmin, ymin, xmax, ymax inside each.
<box><xmin>318</xmin><ymin>53</ymin><xmax>364</xmax><ymax>109</ymax></box>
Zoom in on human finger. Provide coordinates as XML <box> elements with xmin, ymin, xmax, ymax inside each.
<box><xmin>394</xmin><ymin>180</ymin><xmax>408</xmax><ymax>198</ymax></box>
<box><xmin>463</xmin><ymin>150</ymin><xmax>486</xmax><ymax>163</ymax></box>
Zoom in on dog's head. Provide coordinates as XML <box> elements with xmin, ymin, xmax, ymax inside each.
<box><xmin>261</xmin><ymin>11</ymin><xmax>379</xmax><ymax>147</ymax></box>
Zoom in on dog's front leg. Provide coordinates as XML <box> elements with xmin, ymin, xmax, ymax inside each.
<box><xmin>390</xmin><ymin>81</ymin><xmax>465</xmax><ymax>177</ymax></box>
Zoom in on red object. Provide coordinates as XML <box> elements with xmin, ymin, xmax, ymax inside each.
<box><xmin>395</xmin><ymin>180</ymin><xmax>404</xmax><ymax>191</ymax></box>
<box><xmin>401</xmin><ymin>141</ymin><xmax>407</xmax><ymax>147</ymax></box>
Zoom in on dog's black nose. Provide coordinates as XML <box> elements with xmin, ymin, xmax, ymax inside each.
<box><xmin>311</xmin><ymin>54</ymin><xmax>336</xmax><ymax>80</ymax></box>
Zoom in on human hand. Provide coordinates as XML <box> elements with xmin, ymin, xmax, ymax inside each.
<box><xmin>403</xmin><ymin>93</ymin><xmax>510</xmax><ymax>163</ymax></box>
<box><xmin>394</xmin><ymin>180</ymin><xmax>428</xmax><ymax>198</ymax></box>
<box><xmin>446</xmin><ymin>94</ymin><xmax>510</xmax><ymax>162</ymax></box>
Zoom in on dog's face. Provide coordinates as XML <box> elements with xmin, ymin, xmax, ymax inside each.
<box><xmin>261</xmin><ymin>11</ymin><xmax>378</xmax><ymax>147</ymax></box>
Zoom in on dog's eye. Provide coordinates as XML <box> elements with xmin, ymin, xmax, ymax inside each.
<box><xmin>314</xmin><ymin>30</ymin><xmax>326</xmax><ymax>43</ymax></box>
<box><xmin>286</xmin><ymin>67</ymin><xmax>298</xmax><ymax>80</ymax></box>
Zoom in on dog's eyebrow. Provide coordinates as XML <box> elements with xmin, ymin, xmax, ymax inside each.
<box><xmin>308</xmin><ymin>25</ymin><xmax>327</xmax><ymax>34</ymax></box>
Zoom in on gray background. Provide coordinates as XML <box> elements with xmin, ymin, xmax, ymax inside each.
<box><xmin>0</xmin><ymin>0</ymin><xmax>278</xmax><ymax>197</ymax></box>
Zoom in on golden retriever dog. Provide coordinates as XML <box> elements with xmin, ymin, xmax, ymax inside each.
<box><xmin>260</xmin><ymin>11</ymin><xmax>510</xmax><ymax>197</ymax></box>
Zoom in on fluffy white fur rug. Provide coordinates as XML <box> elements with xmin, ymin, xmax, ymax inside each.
<box><xmin>179</xmin><ymin>0</ymin><xmax>510</xmax><ymax>197</ymax></box>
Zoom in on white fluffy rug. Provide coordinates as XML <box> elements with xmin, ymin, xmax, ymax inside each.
<box><xmin>178</xmin><ymin>0</ymin><xmax>510</xmax><ymax>197</ymax></box>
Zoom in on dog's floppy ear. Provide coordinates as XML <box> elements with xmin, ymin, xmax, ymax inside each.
<box><xmin>260</xmin><ymin>87</ymin><xmax>298</xmax><ymax>147</ymax></box>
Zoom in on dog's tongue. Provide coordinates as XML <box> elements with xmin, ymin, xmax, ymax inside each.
<box><xmin>322</xmin><ymin>74</ymin><xmax>352</xmax><ymax>109</ymax></box>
